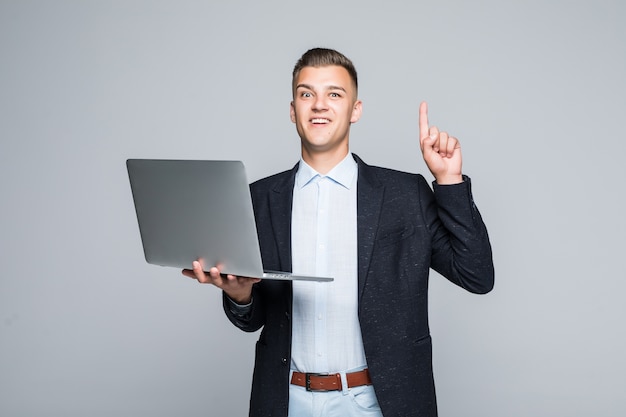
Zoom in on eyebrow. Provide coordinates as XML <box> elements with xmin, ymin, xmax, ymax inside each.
<box><xmin>295</xmin><ymin>83</ymin><xmax>347</xmax><ymax>93</ymax></box>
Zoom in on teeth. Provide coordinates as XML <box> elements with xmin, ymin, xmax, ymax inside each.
<box><xmin>311</xmin><ymin>118</ymin><xmax>330</xmax><ymax>124</ymax></box>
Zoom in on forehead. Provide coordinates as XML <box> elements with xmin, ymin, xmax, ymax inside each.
<box><xmin>293</xmin><ymin>65</ymin><xmax>356</xmax><ymax>92</ymax></box>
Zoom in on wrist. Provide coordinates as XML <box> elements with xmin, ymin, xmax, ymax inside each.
<box><xmin>228</xmin><ymin>290</ymin><xmax>253</xmax><ymax>305</ymax></box>
<box><xmin>434</xmin><ymin>174</ymin><xmax>463</xmax><ymax>185</ymax></box>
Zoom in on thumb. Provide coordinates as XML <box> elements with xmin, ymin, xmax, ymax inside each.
<box><xmin>420</xmin><ymin>127</ymin><xmax>439</xmax><ymax>152</ymax></box>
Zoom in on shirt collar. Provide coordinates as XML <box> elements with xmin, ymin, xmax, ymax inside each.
<box><xmin>295</xmin><ymin>153</ymin><xmax>358</xmax><ymax>190</ymax></box>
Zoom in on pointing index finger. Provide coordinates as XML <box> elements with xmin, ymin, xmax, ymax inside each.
<box><xmin>419</xmin><ymin>101</ymin><xmax>429</xmax><ymax>140</ymax></box>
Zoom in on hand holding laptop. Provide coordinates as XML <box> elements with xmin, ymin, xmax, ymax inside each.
<box><xmin>182</xmin><ymin>261</ymin><xmax>261</xmax><ymax>304</ymax></box>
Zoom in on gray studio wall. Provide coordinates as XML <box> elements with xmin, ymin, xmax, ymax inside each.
<box><xmin>1</xmin><ymin>1</ymin><xmax>624</xmax><ymax>416</ymax></box>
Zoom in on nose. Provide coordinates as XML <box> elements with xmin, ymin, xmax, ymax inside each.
<box><xmin>312</xmin><ymin>94</ymin><xmax>328</xmax><ymax>111</ymax></box>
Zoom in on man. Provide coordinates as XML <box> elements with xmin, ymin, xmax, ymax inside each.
<box><xmin>183</xmin><ymin>48</ymin><xmax>494</xmax><ymax>417</ymax></box>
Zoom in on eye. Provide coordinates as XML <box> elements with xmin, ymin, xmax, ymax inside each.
<box><xmin>301</xmin><ymin>91</ymin><xmax>313</xmax><ymax>98</ymax></box>
<box><xmin>329</xmin><ymin>92</ymin><xmax>341</xmax><ymax>98</ymax></box>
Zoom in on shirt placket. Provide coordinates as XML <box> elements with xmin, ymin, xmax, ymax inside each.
<box><xmin>314</xmin><ymin>176</ymin><xmax>330</xmax><ymax>371</ymax></box>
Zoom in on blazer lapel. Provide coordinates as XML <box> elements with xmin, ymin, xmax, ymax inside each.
<box><xmin>268</xmin><ymin>163</ymin><xmax>298</xmax><ymax>273</ymax></box>
<box><xmin>354</xmin><ymin>155</ymin><xmax>384</xmax><ymax>305</ymax></box>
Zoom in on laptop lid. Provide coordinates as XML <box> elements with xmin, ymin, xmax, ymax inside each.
<box><xmin>126</xmin><ymin>159</ymin><xmax>332</xmax><ymax>282</ymax></box>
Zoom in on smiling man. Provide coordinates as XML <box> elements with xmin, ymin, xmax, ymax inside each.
<box><xmin>183</xmin><ymin>48</ymin><xmax>494</xmax><ymax>417</ymax></box>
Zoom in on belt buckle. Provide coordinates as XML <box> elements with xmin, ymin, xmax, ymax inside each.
<box><xmin>305</xmin><ymin>372</ymin><xmax>330</xmax><ymax>392</ymax></box>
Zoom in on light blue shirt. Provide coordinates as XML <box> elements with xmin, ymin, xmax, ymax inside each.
<box><xmin>290</xmin><ymin>153</ymin><xmax>367</xmax><ymax>373</ymax></box>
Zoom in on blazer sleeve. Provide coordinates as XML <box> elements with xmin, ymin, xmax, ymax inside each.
<box><xmin>423</xmin><ymin>175</ymin><xmax>495</xmax><ymax>294</ymax></box>
<box><xmin>221</xmin><ymin>168</ymin><xmax>295</xmax><ymax>333</ymax></box>
<box><xmin>222</xmin><ymin>287</ymin><xmax>266</xmax><ymax>332</ymax></box>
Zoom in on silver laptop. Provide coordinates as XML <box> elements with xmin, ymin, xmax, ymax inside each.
<box><xmin>126</xmin><ymin>159</ymin><xmax>333</xmax><ymax>282</ymax></box>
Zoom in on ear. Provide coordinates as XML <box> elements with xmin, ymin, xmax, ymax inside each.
<box><xmin>290</xmin><ymin>101</ymin><xmax>296</xmax><ymax>123</ymax></box>
<box><xmin>350</xmin><ymin>100</ymin><xmax>363</xmax><ymax>123</ymax></box>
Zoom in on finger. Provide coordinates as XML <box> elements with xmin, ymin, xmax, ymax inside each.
<box><xmin>191</xmin><ymin>261</ymin><xmax>217</xmax><ymax>284</ymax></box>
<box><xmin>192</xmin><ymin>260</ymin><xmax>204</xmax><ymax>278</ymax></box>
<box><xmin>225</xmin><ymin>274</ymin><xmax>261</xmax><ymax>285</ymax></box>
<box><xmin>428</xmin><ymin>126</ymin><xmax>440</xmax><ymax>153</ymax></box>
<box><xmin>182</xmin><ymin>264</ymin><xmax>213</xmax><ymax>284</ymax></box>
<box><xmin>182</xmin><ymin>268</ymin><xmax>196</xmax><ymax>279</ymax></box>
<box><xmin>445</xmin><ymin>135</ymin><xmax>460</xmax><ymax>158</ymax></box>
<box><xmin>241</xmin><ymin>276</ymin><xmax>262</xmax><ymax>284</ymax></box>
<box><xmin>207</xmin><ymin>266</ymin><xmax>227</xmax><ymax>285</ymax></box>
<box><xmin>419</xmin><ymin>101</ymin><xmax>429</xmax><ymax>140</ymax></box>
<box><xmin>438</xmin><ymin>131</ymin><xmax>449</xmax><ymax>156</ymax></box>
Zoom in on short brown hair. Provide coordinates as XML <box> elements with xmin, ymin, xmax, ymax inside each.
<box><xmin>292</xmin><ymin>48</ymin><xmax>358</xmax><ymax>93</ymax></box>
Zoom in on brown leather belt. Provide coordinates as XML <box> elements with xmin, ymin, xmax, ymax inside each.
<box><xmin>290</xmin><ymin>369</ymin><xmax>372</xmax><ymax>392</ymax></box>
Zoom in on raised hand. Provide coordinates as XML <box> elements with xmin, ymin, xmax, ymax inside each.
<box><xmin>419</xmin><ymin>102</ymin><xmax>463</xmax><ymax>185</ymax></box>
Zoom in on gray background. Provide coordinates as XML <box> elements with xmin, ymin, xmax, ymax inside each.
<box><xmin>1</xmin><ymin>1</ymin><xmax>624</xmax><ymax>416</ymax></box>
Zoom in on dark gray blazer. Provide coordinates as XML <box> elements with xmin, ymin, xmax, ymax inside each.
<box><xmin>223</xmin><ymin>154</ymin><xmax>494</xmax><ymax>417</ymax></box>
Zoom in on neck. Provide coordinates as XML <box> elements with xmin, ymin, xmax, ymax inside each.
<box><xmin>301</xmin><ymin>146</ymin><xmax>349</xmax><ymax>175</ymax></box>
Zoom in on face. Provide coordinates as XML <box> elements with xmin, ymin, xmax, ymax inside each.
<box><xmin>290</xmin><ymin>65</ymin><xmax>362</xmax><ymax>158</ymax></box>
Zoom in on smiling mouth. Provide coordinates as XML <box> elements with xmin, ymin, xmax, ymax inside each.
<box><xmin>311</xmin><ymin>118</ymin><xmax>330</xmax><ymax>124</ymax></box>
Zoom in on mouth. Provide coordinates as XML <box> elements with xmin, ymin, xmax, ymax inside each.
<box><xmin>310</xmin><ymin>118</ymin><xmax>331</xmax><ymax>125</ymax></box>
